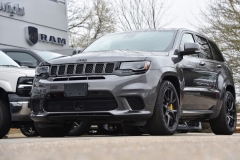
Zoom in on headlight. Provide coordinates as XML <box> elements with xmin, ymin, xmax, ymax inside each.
<box><xmin>120</xmin><ymin>61</ymin><xmax>151</xmax><ymax>71</ymax></box>
<box><xmin>35</xmin><ymin>66</ymin><xmax>49</xmax><ymax>76</ymax></box>
<box><xmin>16</xmin><ymin>77</ymin><xmax>33</xmax><ymax>97</ymax></box>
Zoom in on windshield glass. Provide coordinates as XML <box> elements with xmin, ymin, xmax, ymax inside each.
<box><xmin>0</xmin><ymin>51</ymin><xmax>20</xmax><ymax>67</ymax></box>
<box><xmin>84</xmin><ymin>30</ymin><xmax>177</xmax><ymax>53</ymax></box>
<box><xmin>33</xmin><ymin>50</ymin><xmax>63</xmax><ymax>61</ymax></box>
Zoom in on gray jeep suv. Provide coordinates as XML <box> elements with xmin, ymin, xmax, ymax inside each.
<box><xmin>30</xmin><ymin>29</ymin><xmax>236</xmax><ymax>136</ymax></box>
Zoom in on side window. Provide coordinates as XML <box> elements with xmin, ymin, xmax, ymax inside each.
<box><xmin>7</xmin><ymin>52</ymin><xmax>39</xmax><ymax>66</ymax></box>
<box><xmin>179</xmin><ymin>33</ymin><xmax>195</xmax><ymax>51</ymax></box>
<box><xmin>208</xmin><ymin>40</ymin><xmax>225</xmax><ymax>62</ymax></box>
<box><xmin>195</xmin><ymin>35</ymin><xmax>213</xmax><ymax>60</ymax></box>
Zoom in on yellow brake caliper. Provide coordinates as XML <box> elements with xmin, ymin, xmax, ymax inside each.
<box><xmin>168</xmin><ymin>104</ymin><xmax>173</xmax><ymax>110</ymax></box>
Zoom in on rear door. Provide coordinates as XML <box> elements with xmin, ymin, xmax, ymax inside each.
<box><xmin>207</xmin><ymin>39</ymin><xmax>226</xmax><ymax>100</ymax></box>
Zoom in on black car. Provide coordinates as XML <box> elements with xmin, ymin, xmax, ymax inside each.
<box><xmin>30</xmin><ymin>29</ymin><xmax>236</xmax><ymax>137</ymax></box>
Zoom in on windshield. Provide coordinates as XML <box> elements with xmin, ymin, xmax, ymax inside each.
<box><xmin>0</xmin><ymin>51</ymin><xmax>20</xmax><ymax>67</ymax></box>
<box><xmin>84</xmin><ymin>30</ymin><xmax>177</xmax><ymax>53</ymax></box>
<box><xmin>33</xmin><ymin>50</ymin><xmax>63</xmax><ymax>61</ymax></box>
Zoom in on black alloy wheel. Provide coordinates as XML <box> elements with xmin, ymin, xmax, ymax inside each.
<box><xmin>163</xmin><ymin>87</ymin><xmax>178</xmax><ymax>129</ymax></box>
<box><xmin>20</xmin><ymin>124</ymin><xmax>39</xmax><ymax>137</ymax></box>
<box><xmin>210</xmin><ymin>91</ymin><xmax>236</xmax><ymax>135</ymax></box>
<box><xmin>146</xmin><ymin>80</ymin><xmax>180</xmax><ymax>135</ymax></box>
<box><xmin>226</xmin><ymin>96</ymin><xmax>236</xmax><ymax>129</ymax></box>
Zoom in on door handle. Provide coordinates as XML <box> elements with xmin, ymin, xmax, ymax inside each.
<box><xmin>216</xmin><ymin>65</ymin><xmax>222</xmax><ymax>68</ymax></box>
<box><xmin>199</xmin><ymin>61</ymin><xmax>205</xmax><ymax>66</ymax></box>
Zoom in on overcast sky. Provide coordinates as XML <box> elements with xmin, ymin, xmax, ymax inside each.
<box><xmin>164</xmin><ymin>0</ymin><xmax>208</xmax><ymax>31</ymax></box>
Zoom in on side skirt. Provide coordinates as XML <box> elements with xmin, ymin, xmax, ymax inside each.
<box><xmin>181</xmin><ymin>110</ymin><xmax>213</xmax><ymax>117</ymax></box>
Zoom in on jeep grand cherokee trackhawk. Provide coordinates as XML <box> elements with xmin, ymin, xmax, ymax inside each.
<box><xmin>30</xmin><ymin>29</ymin><xmax>236</xmax><ymax>137</ymax></box>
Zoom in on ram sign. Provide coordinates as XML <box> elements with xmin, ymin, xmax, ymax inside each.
<box><xmin>25</xmin><ymin>26</ymin><xmax>66</xmax><ymax>46</ymax></box>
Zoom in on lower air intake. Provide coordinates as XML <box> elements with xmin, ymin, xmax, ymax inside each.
<box><xmin>126</xmin><ymin>97</ymin><xmax>145</xmax><ymax>110</ymax></box>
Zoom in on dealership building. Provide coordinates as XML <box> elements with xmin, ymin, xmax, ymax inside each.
<box><xmin>0</xmin><ymin>0</ymin><xmax>69</xmax><ymax>52</ymax></box>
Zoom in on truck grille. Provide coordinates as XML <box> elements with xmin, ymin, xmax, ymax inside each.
<box><xmin>50</xmin><ymin>63</ymin><xmax>115</xmax><ymax>76</ymax></box>
<box><xmin>44</xmin><ymin>98</ymin><xmax>118</xmax><ymax>112</ymax></box>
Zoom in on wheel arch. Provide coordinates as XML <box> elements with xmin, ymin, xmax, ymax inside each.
<box><xmin>225</xmin><ymin>85</ymin><xmax>235</xmax><ymax>100</ymax></box>
<box><xmin>0</xmin><ymin>87</ymin><xmax>9</xmax><ymax>103</ymax></box>
<box><xmin>159</xmin><ymin>72</ymin><xmax>181</xmax><ymax>104</ymax></box>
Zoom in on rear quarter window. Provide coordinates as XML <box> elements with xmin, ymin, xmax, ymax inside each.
<box><xmin>208</xmin><ymin>40</ymin><xmax>225</xmax><ymax>62</ymax></box>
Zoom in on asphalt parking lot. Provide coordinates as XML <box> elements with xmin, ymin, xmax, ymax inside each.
<box><xmin>1</xmin><ymin>132</ymin><xmax>240</xmax><ymax>160</ymax></box>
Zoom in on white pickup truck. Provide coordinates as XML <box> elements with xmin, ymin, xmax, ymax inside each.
<box><xmin>0</xmin><ymin>51</ymin><xmax>35</xmax><ymax>139</ymax></box>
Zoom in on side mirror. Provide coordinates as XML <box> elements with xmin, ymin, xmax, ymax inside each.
<box><xmin>19</xmin><ymin>61</ymin><xmax>36</xmax><ymax>68</ymax></box>
<box><xmin>180</xmin><ymin>43</ymin><xmax>200</xmax><ymax>56</ymax></box>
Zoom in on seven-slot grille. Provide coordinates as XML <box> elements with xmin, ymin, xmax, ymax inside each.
<box><xmin>50</xmin><ymin>63</ymin><xmax>115</xmax><ymax>76</ymax></box>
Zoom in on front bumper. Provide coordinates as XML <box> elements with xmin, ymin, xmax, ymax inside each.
<box><xmin>30</xmin><ymin>70</ymin><xmax>161</xmax><ymax>123</ymax></box>
<box><xmin>8</xmin><ymin>94</ymin><xmax>31</xmax><ymax>121</ymax></box>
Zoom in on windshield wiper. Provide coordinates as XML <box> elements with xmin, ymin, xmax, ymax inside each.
<box><xmin>0</xmin><ymin>65</ymin><xmax>19</xmax><ymax>67</ymax></box>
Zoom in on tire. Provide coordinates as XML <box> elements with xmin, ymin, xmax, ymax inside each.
<box><xmin>210</xmin><ymin>91</ymin><xmax>236</xmax><ymax>135</ymax></box>
<box><xmin>146</xmin><ymin>80</ymin><xmax>180</xmax><ymax>135</ymax></box>
<box><xmin>68</xmin><ymin>121</ymin><xmax>91</xmax><ymax>136</ymax></box>
<box><xmin>20</xmin><ymin>124</ymin><xmax>39</xmax><ymax>137</ymax></box>
<box><xmin>98</xmin><ymin>123</ymin><xmax>123</xmax><ymax>135</ymax></box>
<box><xmin>0</xmin><ymin>100</ymin><xmax>11</xmax><ymax>139</ymax></box>
<box><xmin>121</xmin><ymin>124</ymin><xmax>146</xmax><ymax>136</ymax></box>
<box><xmin>34</xmin><ymin>122</ymin><xmax>72</xmax><ymax>137</ymax></box>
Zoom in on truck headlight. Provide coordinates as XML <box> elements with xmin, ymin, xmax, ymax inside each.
<box><xmin>16</xmin><ymin>77</ymin><xmax>33</xmax><ymax>97</ymax></box>
<box><xmin>35</xmin><ymin>66</ymin><xmax>49</xmax><ymax>76</ymax></box>
<box><xmin>120</xmin><ymin>61</ymin><xmax>151</xmax><ymax>71</ymax></box>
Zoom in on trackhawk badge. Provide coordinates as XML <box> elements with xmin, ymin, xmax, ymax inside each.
<box><xmin>76</xmin><ymin>59</ymin><xmax>87</xmax><ymax>63</ymax></box>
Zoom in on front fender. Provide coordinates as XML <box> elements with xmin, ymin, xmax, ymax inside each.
<box><xmin>0</xmin><ymin>80</ymin><xmax>13</xmax><ymax>92</ymax></box>
<box><xmin>0</xmin><ymin>72</ymin><xmax>26</xmax><ymax>93</ymax></box>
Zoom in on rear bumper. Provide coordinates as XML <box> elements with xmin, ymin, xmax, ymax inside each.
<box><xmin>8</xmin><ymin>94</ymin><xmax>31</xmax><ymax>121</ymax></box>
<box><xmin>30</xmin><ymin>70</ymin><xmax>161</xmax><ymax>123</ymax></box>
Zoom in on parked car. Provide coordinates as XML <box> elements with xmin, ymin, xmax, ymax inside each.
<box><xmin>30</xmin><ymin>29</ymin><xmax>236</xmax><ymax>137</ymax></box>
<box><xmin>1</xmin><ymin>48</ymin><xmax>91</xmax><ymax>137</ymax></box>
<box><xmin>0</xmin><ymin>49</ymin><xmax>64</xmax><ymax>137</ymax></box>
<box><xmin>0</xmin><ymin>51</ymin><xmax>35</xmax><ymax>139</ymax></box>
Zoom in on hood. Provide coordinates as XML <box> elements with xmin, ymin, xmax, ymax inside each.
<box><xmin>48</xmin><ymin>50</ymin><xmax>169</xmax><ymax>64</ymax></box>
<box><xmin>0</xmin><ymin>67</ymin><xmax>35</xmax><ymax>77</ymax></box>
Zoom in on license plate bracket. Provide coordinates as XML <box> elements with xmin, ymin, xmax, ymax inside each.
<box><xmin>64</xmin><ymin>83</ymin><xmax>88</xmax><ymax>97</ymax></box>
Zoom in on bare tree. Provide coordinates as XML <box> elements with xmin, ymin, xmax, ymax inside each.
<box><xmin>198</xmin><ymin>0</ymin><xmax>240</xmax><ymax>106</ymax></box>
<box><xmin>67</xmin><ymin>0</ymin><xmax>93</xmax><ymax>35</ymax></box>
<box><xmin>113</xmin><ymin>0</ymin><xmax>175</xmax><ymax>31</ymax></box>
<box><xmin>68</xmin><ymin>0</ymin><xmax>116</xmax><ymax>48</ymax></box>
